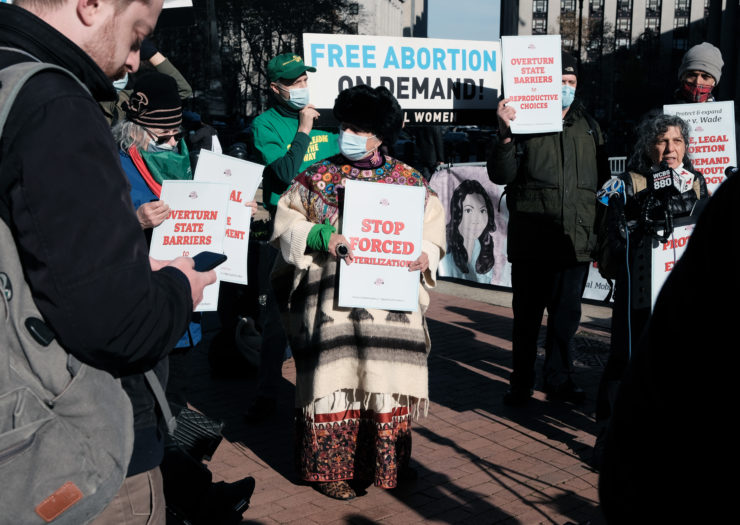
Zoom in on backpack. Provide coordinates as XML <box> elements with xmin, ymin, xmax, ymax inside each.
<box><xmin>0</xmin><ymin>60</ymin><xmax>134</xmax><ymax>524</ymax></box>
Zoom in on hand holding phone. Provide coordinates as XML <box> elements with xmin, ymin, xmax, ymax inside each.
<box><xmin>192</xmin><ymin>251</ymin><xmax>227</xmax><ymax>272</ymax></box>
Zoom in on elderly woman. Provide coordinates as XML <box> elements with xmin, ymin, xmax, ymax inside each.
<box><xmin>594</xmin><ymin>113</ymin><xmax>708</xmax><ymax>428</ymax></box>
<box><xmin>271</xmin><ymin>85</ymin><xmax>446</xmax><ymax>500</ymax></box>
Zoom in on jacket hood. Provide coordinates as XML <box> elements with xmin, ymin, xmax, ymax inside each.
<box><xmin>0</xmin><ymin>3</ymin><xmax>116</xmax><ymax>102</ymax></box>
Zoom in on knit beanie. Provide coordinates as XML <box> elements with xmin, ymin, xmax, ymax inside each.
<box><xmin>562</xmin><ymin>52</ymin><xmax>578</xmax><ymax>78</ymax></box>
<box><xmin>123</xmin><ymin>72</ymin><xmax>182</xmax><ymax>129</ymax></box>
<box><xmin>678</xmin><ymin>42</ymin><xmax>723</xmax><ymax>84</ymax></box>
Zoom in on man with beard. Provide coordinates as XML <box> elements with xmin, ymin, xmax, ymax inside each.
<box><xmin>0</xmin><ymin>1</ymin><xmax>215</xmax><ymax>523</ymax></box>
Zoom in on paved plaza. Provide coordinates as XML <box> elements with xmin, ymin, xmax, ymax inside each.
<box><xmin>188</xmin><ymin>280</ymin><xmax>613</xmax><ymax>524</ymax></box>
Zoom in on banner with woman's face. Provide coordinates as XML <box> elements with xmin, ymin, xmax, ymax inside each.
<box><xmin>430</xmin><ymin>165</ymin><xmax>613</xmax><ymax>302</ymax></box>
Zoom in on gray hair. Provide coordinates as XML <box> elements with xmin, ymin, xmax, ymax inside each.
<box><xmin>628</xmin><ymin>112</ymin><xmax>694</xmax><ymax>173</ymax></box>
<box><xmin>112</xmin><ymin>119</ymin><xmax>149</xmax><ymax>152</ymax></box>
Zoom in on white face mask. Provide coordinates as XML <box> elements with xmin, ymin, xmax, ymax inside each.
<box><xmin>277</xmin><ymin>85</ymin><xmax>309</xmax><ymax>109</ymax></box>
<box><xmin>112</xmin><ymin>73</ymin><xmax>129</xmax><ymax>92</ymax></box>
<box><xmin>338</xmin><ymin>128</ymin><xmax>376</xmax><ymax>161</ymax></box>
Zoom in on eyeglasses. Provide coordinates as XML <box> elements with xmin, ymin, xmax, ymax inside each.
<box><xmin>145</xmin><ymin>128</ymin><xmax>184</xmax><ymax>145</ymax></box>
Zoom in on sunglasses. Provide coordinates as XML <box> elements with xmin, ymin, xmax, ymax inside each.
<box><xmin>145</xmin><ymin>128</ymin><xmax>184</xmax><ymax>145</ymax></box>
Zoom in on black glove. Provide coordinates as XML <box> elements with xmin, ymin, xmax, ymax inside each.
<box><xmin>139</xmin><ymin>38</ymin><xmax>158</xmax><ymax>61</ymax></box>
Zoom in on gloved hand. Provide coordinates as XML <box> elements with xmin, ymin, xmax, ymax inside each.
<box><xmin>139</xmin><ymin>38</ymin><xmax>158</xmax><ymax>62</ymax></box>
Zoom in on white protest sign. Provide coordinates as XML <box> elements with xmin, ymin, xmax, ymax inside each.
<box><xmin>193</xmin><ymin>149</ymin><xmax>263</xmax><ymax>285</ymax></box>
<box><xmin>663</xmin><ymin>101</ymin><xmax>736</xmax><ymax>193</ymax></box>
<box><xmin>303</xmin><ymin>33</ymin><xmax>501</xmax><ymax>126</ymax></box>
<box><xmin>339</xmin><ymin>180</ymin><xmax>425</xmax><ymax>311</ymax></box>
<box><xmin>150</xmin><ymin>180</ymin><xmax>229</xmax><ymax>312</ymax></box>
<box><xmin>501</xmin><ymin>35</ymin><xmax>562</xmax><ymax>134</ymax></box>
<box><xmin>651</xmin><ymin>222</ymin><xmax>697</xmax><ymax>308</ymax></box>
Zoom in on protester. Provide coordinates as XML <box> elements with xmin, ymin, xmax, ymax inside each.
<box><xmin>239</xmin><ymin>53</ymin><xmax>340</xmax><ymax>421</ymax></box>
<box><xmin>104</xmin><ymin>37</ymin><xmax>193</xmax><ymax>126</ymax></box>
<box><xmin>0</xmin><ymin>0</ymin><xmax>215</xmax><ymax>523</ymax></box>
<box><xmin>441</xmin><ymin>179</ymin><xmax>496</xmax><ymax>283</ymax></box>
<box><xmin>112</xmin><ymin>71</ymin><xmax>256</xmax><ymax>523</ymax></box>
<box><xmin>598</xmin><ymin>169</ymin><xmax>738</xmax><ymax>524</ymax></box>
<box><xmin>592</xmin><ymin>113</ymin><xmax>707</xmax><ymax>462</ymax></box>
<box><xmin>271</xmin><ymin>85</ymin><xmax>445</xmax><ymax>500</ymax></box>
<box><xmin>673</xmin><ymin>42</ymin><xmax>724</xmax><ymax>104</ymax></box>
<box><xmin>487</xmin><ymin>51</ymin><xmax>610</xmax><ymax>406</ymax></box>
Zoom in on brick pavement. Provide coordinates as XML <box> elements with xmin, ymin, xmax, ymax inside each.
<box><xmin>186</xmin><ymin>287</ymin><xmax>610</xmax><ymax>525</ymax></box>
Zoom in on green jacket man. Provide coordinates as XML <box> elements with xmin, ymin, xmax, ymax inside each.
<box><xmin>252</xmin><ymin>53</ymin><xmax>339</xmax><ymax>212</ymax></box>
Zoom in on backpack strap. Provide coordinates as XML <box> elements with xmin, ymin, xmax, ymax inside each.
<box><xmin>0</xmin><ymin>58</ymin><xmax>90</xmax><ymax>223</ymax></box>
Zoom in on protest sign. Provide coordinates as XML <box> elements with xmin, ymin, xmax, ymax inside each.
<box><xmin>150</xmin><ymin>180</ymin><xmax>229</xmax><ymax>311</ymax></box>
<box><xmin>429</xmin><ymin>164</ymin><xmax>613</xmax><ymax>301</ymax></box>
<box><xmin>338</xmin><ymin>180</ymin><xmax>425</xmax><ymax>311</ymax></box>
<box><xmin>303</xmin><ymin>33</ymin><xmax>501</xmax><ymax>126</ymax></box>
<box><xmin>431</xmin><ymin>165</ymin><xmax>511</xmax><ymax>287</ymax></box>
<box><xmin>663</xmin><ymin>101</ymin><xmax>736</xmax><ymax>193</ymax></box>
<box><xmin>501</xmin><ymin>35</ymin><xmax>562</xmax><ymax>134</ymax></box>
<box><xmin>193</xmin><ymin>150</ymin><xmax>263</xmax><ymax>285</ymax></box>
<box><xmin>651</xmin><ymin>222</ymin><xmax>697</xmax><ymax>308</ymax></box>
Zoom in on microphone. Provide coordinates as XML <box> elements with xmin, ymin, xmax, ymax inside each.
<box><xmin>649</xmin><ymin>161</ymin><xmax>679</xmax><ymax>198</ymax></box>
<box><xmin>725</xmin><ymin>166</ymin><xmax>738</xmax><ymax>178</ymax></box>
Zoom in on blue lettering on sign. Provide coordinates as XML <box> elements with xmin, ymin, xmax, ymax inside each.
<box><xmin>311</xmin><ymin>42</ymin><xmax>497</xmax><ymax>72</ymax></box>
<box><xmin>328</xmin><ymin>44</ymin><xmax>344</xmax><ymax>67</ymax></box>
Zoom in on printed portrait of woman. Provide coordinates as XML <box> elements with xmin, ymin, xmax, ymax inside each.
<box><xmin>443</xmin><ymin>179</ymin><xmax>496</xmax><ymax>283</ymax></box>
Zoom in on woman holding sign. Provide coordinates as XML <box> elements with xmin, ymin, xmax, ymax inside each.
<box><xmin>272</xmin><ymin>85</ymin><xmax>446</xmax><ymax>500</ymax></box>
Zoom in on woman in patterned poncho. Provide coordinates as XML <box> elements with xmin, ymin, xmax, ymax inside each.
<box><xmin>271</xmin><ymin>85</ymin><xmax>446</xmax><ymax>500</ymax></box>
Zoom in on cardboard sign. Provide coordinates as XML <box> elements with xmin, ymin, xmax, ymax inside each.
<box><xmin>150</xmin><ymin>180</ymin><xmax>229</xmax><ymax>312</ymax></box>
<box><xmin>501</xmin><ymin>35</ymin><xmax>563</xmax><ymax>134</ymax></box>
<box><xmin>663</xmin><ymin>101</ymin><xmax>737</xmax><ymax>193</ymax></box>
<box><xmin>193</xmin><ymin>149</ymin><xmax>263</xmax><ymax>285</ymax></box>
<box><xmin>303</xmin><ymin>33</ymin><xmax>501</xmax><ymax>126</ymax></box>
<box><xmin>338</xmin><ymin>180</ymin><xmax>425</xmax><ymax>311</ymax></box>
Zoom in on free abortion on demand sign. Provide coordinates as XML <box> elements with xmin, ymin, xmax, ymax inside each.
<box><xmin>303</xmin><ymin>33</ymin><xmax>501</xmax><ymax>126</ymax></box>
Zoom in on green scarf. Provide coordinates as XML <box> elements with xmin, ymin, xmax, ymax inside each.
<box><xmin>139</xmin><ymin>139</ymin><xmax>192</xmax><ymax>183</ymax></box>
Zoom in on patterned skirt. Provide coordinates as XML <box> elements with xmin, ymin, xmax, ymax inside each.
<box><xmin>295</xmin><ymin>390</ymin><xmax>413</xmax><ymax>489</ymax></box>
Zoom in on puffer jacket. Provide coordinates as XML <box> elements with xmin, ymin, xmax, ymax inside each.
<box><xmin>488</xmin><ymin>99</ymin><xmax>609</xmax><ymax>264</ymax></box>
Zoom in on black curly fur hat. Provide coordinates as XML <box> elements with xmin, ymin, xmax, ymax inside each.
<box><xmin>333</xmin><ymin>85</ymin><xmax>404</xmax><ymax>145</ymax></box>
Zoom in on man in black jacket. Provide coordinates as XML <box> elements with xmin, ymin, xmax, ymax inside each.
<box><xmin>488</xmin><ymin>52</ymin><xmax>609</xmax><ymax>406</ymax></box>
<box><xmin>0</xmin><ymin>1</ymin><xmax>215</xmax><ymax>523</ymax></box>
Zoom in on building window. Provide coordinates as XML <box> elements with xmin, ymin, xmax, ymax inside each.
<box><xmin>533</xmin><ymin>0</ymin><xmax>548</xmax><ymax>14</ymax></box>
<box><xmin>646</xmin><ymin>0</ymin><xmax>661</xmax><ymax>15</ymax></box>
<box><xmin>349</xmin><ymin>2</ymin><xmax>359</xmax><ymax>15</ymax></box>
<box><xmin>675</xmin><ymin>0</ymin><xmax>690</xmax><ymax>17</ymax></box>
<box><xmin>561</xmin><ymin>0</ymin><xmax>576</xmax><ymax>12</ymax></box>
<box><xmin>533</xmin><ymin>17</ymin><xmax>548</xmax><ymax>34</ymax></box>
<box><xmin>645</xmin><ymin>17</ymin><xmax>660</xmax><ymax>31</ymax></box>
<box><xmin>674</xmin><ymin>15</ymin><xmax>689</xmax><ymax>28</ymax></box>
<box><xmin>616</xmin><ymin>37</ymin><xmax>631</xmax><ymax>49</ymax></box>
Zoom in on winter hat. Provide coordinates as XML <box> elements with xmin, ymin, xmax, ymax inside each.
<box><xmin>123</xmin><ymin>72</ymin><xmax>182</xmax><ymax>129</ymax></box>
<box><xmin>678</xmin><ymin>42</ymin><xmax>723</xmax><ymax>84</ymax></box>
<box><xmin>562</xmin><ymin>52</ymin><xmax>578</xmax><ymax>78</ymax></box>
<box><xmin>268</xmin><ymin>54</ymin><xmax>316</xmax><ymax>82</ymax></box>
<box><xmin>333</xmin><ymin>85</ymin><xmax>404</xmax><ymax>146</ymax></box>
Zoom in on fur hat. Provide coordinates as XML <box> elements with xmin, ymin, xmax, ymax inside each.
<box><xmin>678</xmin><ymin>42</ymin><xmax>723</xmax><ymax>84</ymax></box>
<box><xmin>123</xmin><ymin>72</ymin><xmax>182</xmax><ymax>129</ymax></box>
<box><xmin>333</xmin><ymin>85</ymin><xmax>404</xmax><ymax>145</ymax></box>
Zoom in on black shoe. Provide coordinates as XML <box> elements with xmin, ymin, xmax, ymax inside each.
<box><xmin>503</xmin><ymin>388</ymin><xmax>532</xmax><ymax>407</ymax></box>
<box><xmin>244</xmin><ymin>396</ymin><xmax>276</xmax><ymax>423</ymax></box>
<box><xmin>207</xmin><ymin>476</ymin><xmax>256</xmax><ymax>524</ymax></box>
<box><xmin>544</xmin><ymin>380</ymin><xmax>586</xmax><ymax>404</ymax></box>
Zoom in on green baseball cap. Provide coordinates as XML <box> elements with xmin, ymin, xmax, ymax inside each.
<box><xmin>267</xmin><ymin>53</ymin><xmax>316</xmax><ymax>82</ymax></box>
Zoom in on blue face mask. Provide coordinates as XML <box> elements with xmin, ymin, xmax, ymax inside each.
<box><xmin>284</xmin><ymin>87</ymin><xmax>309</xmax><ymax>109</ymax></box>
<box><xmin>112</xmin><ymin>73</ymin><xmax>128</xmax><ymax>92</ymax></box>
<box><xmin>562</xmin><ymin>84</ymin><xmax>576</xmax><ymax>109</ymax></box>
<box><xmin>338</xmin><ymin>128</ymin><xmax>375</xmax><ymax>161</ymax></box>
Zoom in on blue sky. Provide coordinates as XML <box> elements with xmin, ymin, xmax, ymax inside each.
<box><xmin>427</xmin><ymin>0</ymin><xmax>501</xmax><ymax>42</ymax></box>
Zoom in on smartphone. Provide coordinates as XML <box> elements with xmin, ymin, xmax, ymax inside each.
<box><xmin>192</xmin><ymin>251</ymin><xmax>227</xmax><ymax>272</ymax></box>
